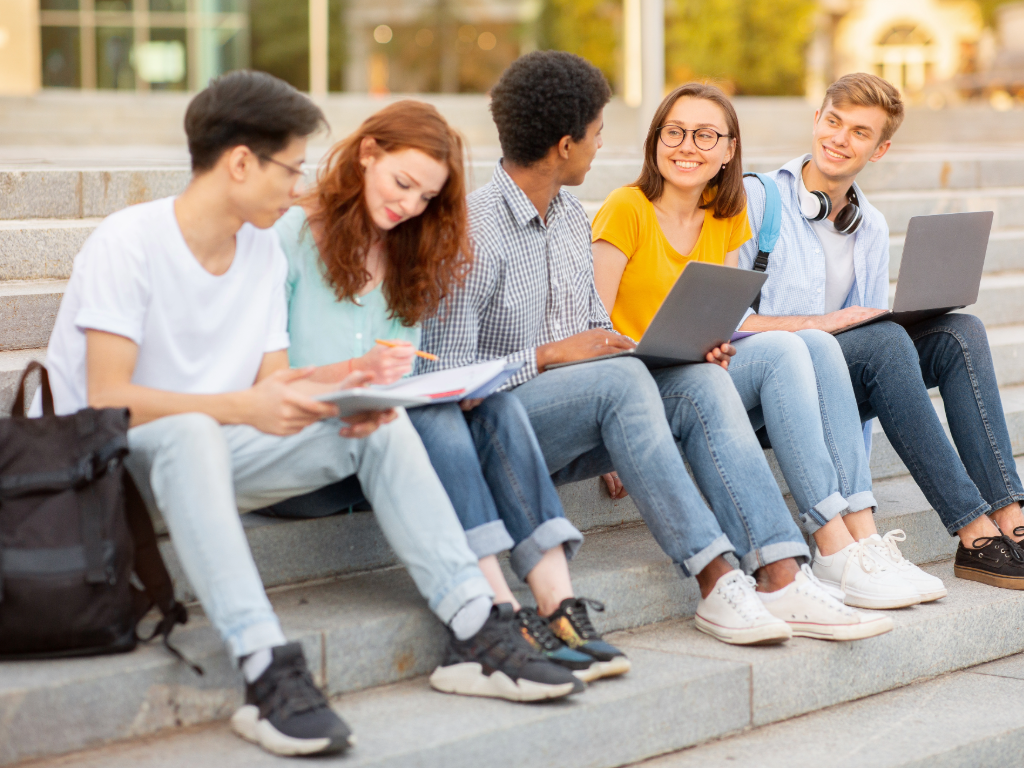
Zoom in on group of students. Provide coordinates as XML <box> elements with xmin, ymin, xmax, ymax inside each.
<box><xmin>37</xmin><ymin>51</ymin><xmax>1024</xmax><ymax>758</ymax></box>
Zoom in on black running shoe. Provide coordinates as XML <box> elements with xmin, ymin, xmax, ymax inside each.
<box><xmin>547</xmin><ymin>597</ymin><xmax>631</xmax><ymax>680</ymax></box>
<box><xmin>954</xmin><ymin>535</ymin><xmax>1024</xmax><ymax>590</ymax></box>
<box><xmin>230</xmin><ymin>643</ymin><xmax>353</xmax><ymax>756</ymax></box>
<box><xmin>515</xmin><ymin>606</ymin><xmax>600</xmax><ymax>682</ymax></box>
<box><xmin>429</xmin><ymin>603</ymin><xmax>585</xmax><ymax>701</ymax></box>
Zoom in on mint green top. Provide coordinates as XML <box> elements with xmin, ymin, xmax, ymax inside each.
<box><xmin>274</xmin><ymin>206</ymin><xmax>420</xmax><ymax>368</ymax></box>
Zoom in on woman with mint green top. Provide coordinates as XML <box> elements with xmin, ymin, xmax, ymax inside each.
<box><xmin>273</xmin><ymin>101</ymin><xmax>630</xmax><ymax>689</ymax></box>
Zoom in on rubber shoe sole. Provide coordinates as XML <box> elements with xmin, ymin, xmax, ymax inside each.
<box><xmin>230</xmin><ymin>705</ymin><xmax>353</xmax><ymax>757</ymax></box>
<box><xmin>694</xmin><ymin>614</ymin><xmax>792</xmax><ymax>646</ymax></box>
<box><xmin>954</xmin><ymin>564</ymin><xmax>1024</xmax><ymax>590</ymax></box>
<box><xmin>786</xmin><ymin>614</ymin><xmax>893</xmax><ymax>641</ymax></box>
<box><xmin>917</xmin><ymin>586</ymin><xmax>948</xmax><ymax>602</ymax></box>
<box><xmin>841</xmin><ymin>590</ymin><xmax>921</xmax><ymax>610</ymax></box>
<box><xmin>429</xmin><ymin>662</ymin><xmax>582</xmax><ymax>701</ymax></box>
<box><xmin>572</xmin><ymin>655</ymin><xmax>632</xmax><ymax>683</ymax></box>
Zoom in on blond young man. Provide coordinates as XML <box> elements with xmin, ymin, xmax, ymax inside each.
<box><xmin>740</xmin><ymin>73</ymin><xmax>1024</xmax><ymax>590</ymax></box>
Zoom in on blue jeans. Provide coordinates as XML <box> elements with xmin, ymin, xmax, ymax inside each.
<box><xmin>408</xmin><ymin>395</ymin><xmax>582</xmax><ymax>581</ymax></box>
<box><xmin>124</xmin><ymin>411</ymin><xmax>493</xmax><ymax>659</ymax></box>
<box><xmin>511</xmin><ymin>357</ymin><xmax>808</xmax><ymax>576</ymax></box>
<box><xmin>835</xmin><ymin>314</ymin><xmax>1024</xmax><ymax>534</ymax></box>
<box><xmin>728</xmin><ymin>330</ymin><xmax>877</xmax><ymax>534</ymax></box>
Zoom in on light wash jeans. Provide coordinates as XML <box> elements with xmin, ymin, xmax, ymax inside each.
<box><xmin>408</xmin><ymin>394</ymin><xmax>582</xmax><ymax>582</ymax></box>
<box><xmin>512</xmin><ymin>357</ymin><xmax>809</xmax><ymax>576</ymax></box>
<box><xmin>124</xmin><ymin>410</ymin><xmax>493</xmax><ymax>660</ymax></box>
<box><xmin>728</xmin><ymin>330</ymin><xmax>877</xmax><ymax>534</ymax></box>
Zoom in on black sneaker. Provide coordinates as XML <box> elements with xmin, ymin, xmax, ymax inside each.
<box><xmin>547</xmin><ymin>597</ymin><xmax>631</xmax><ymax>680</ymax></box>
<box><xmin>515</xmin><ymin>606</ymin><xmax>601</xmax><ymax>682</ymax></box>
<box><xmin>429</xmin><ymin>603</ymin><xmax>585</xmax><ymax>701</ymax></box>
<box><xmin>954</xmin><ymin>535</ymin><xmax>1024</xmax><ymax>590</ymax></box>
<box><xmin>230</xmin><ymin>643</ymin><xmax>353</xmax><ymax>756</ymax></box>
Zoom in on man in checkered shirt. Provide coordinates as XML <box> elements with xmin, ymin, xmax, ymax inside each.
<box><xmin>421</xmin><ymin>51</ymin><xmax>889</xmax><ymax>645</ymax></box>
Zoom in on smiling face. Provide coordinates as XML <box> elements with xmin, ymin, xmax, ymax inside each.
<box><xmin>360</xmin><ymin>142</ymin><xmax>450</xmax><ymax>231</ymax></box>
<box><xmin>810</xmin><ymin>100</ymin><xmax>892</xmax><ymax>182</ymax></box>
<box><xmin>655</xmin><ymin>97</ymin><xmax>735</xmax><ymax>196</ymax></box>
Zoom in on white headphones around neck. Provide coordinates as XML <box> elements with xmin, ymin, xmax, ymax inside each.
<box><xmin>799</xmin><ymin>181</ymin><xmax>863</xmax><ymax>235</ymax></box>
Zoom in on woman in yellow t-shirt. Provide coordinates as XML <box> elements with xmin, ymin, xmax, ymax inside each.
<box><xmin>592</xmin><ymin>83</ymin><xmax>925</xmax><ymax>616</ymax></box>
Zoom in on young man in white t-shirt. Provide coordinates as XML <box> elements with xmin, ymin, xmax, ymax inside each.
<box><xmin>42</xmin><ymin>72</ymin><xmax>582</xmax><ymax>757</ymax></box>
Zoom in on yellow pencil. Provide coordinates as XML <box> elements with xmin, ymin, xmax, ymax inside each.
<box><xmin>374</xmin><ymin>338</ymin><xmax>439</xmax><ymax>361</ymax></box>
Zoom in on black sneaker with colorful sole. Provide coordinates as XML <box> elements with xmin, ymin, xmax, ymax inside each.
<box><xmin>515</xmin><ymin>606</ymin><xmax>603</xmax><ymax>682</ymax></box>
<box><xmin>547</xmin><ymin>597</ymin><xmax>631</xmax><ymax>680</ymax></box>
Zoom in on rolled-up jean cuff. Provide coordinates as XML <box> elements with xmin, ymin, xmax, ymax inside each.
<box><xmin>843</xmin><ymin>491</ymin><xmax>878</xmax><ymax>515</ymax></box>
<box><xmin>431</xmin><ymin>573</ymin><xmax>496</xmax><ymax>626</ymax></box>
<box><xmin>799</xmin><ymin>492</ymin><xmax>849</xmax><ymax>534</ymax></box>
<box><xmin>945</xmin><ymin>501</ymin><xmax>993</xmax><ymax>537</ymax></box>
<box><xmin>227</xmin><ymin>618</ymin><xmax>288</xmax><ymax>662</ymax></box>
<box><xmin>680</xmin><ymin>533</ymin><xmax>735</xmax><ymax>578</ymax></box>
<box><xmin>739</xmin><ymin>541</ymin><xmax>810</xmax><ymax>575</ymax></box>
<box><xmin>509</xmin><ymin>517</ymin><xmax>584</xmax><ymax>581</ymax></box>
<box><xmin>464</xmin><ymin>520</ymin><xmax>516</xmax><ymax>559</ymax></box>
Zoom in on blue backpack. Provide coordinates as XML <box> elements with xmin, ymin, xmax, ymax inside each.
<box><xmin>743</xmin><ymin>172</ymin><xmax>781</xmax><ymax>312</ymax></box>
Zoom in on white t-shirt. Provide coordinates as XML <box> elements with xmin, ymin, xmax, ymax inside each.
<box><xmin>41</xmin><ymin>196</ymin><xmax>290</xmax><ymax>416</ymax></box>
<box><xmin>799</xmin><ymin>172</ymin><xmax>856</xmax><ymax>313</ymax></box>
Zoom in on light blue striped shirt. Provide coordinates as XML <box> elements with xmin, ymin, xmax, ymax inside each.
<box><xmin>739</xmin><ymin>154</ymin><xmax>890</xmax><ymax>314</ymax></box>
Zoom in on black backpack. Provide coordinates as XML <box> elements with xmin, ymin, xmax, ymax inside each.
<box><xmin>0</xmin><ymin>362</ymin><xmax>196</xmax><ymax>670</ymax></box>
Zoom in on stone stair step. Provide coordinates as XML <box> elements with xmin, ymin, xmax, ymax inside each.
<box><xmin>956</xmin><ymin>272</ymin><xmax>1024</xmax><ymax>327</ymax></box>
<box><xmin>989</xmin><ymin>324</ymin><xmax>1024</xmax><ymax>386</ymax></box>
<box><xmin>0</xmin><ymin>279</ymin><xmax>65</xmax><ymax>351</ymax></box>
<box><xmin>643</xmin><ymin>653</ymin><xmax>1024</xmax><ymax>768</ymax></box>
<box><xmin>0</xmin><ymin>348</ymin><xmax>46</xmax><ymax>414</ymax></box>
<box><xmin>890</xmin><ymin>227</ymin><xmax>1024</xmax><ymax>279</ymax></box>
<box><xmin>869</xmin><ymin>187</ymin><xmax>1024</xmax><ymax>235</ymax></box>
<box><xmin>0</xmin><ymin>218</ymin><xmax>98</xmax><ymax>281</ymax></box>
<box><xmin>9</xmin><ymin>558</ymin><xmax>1024</xmax><ymax>768</ymax></box>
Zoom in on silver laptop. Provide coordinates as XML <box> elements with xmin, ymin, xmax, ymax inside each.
<box><xmin>547</xmin><ymin>261</ymin><xmax>767</xmax><ymax>370</ymax></box>
<box><xmin>834</xmin><ymin>211</ymin><xmax>993</xmax><ymax>335</ymax></box>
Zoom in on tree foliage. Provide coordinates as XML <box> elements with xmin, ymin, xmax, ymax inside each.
<box><xmin>666</xmin><ymin>0</ymin><xmax>817</xmax><ymax>95</ymax></box>
<box><xmin>538</xmin><ymin>0</ymin><xmax>622</xmax><ymax>89</ymax></box>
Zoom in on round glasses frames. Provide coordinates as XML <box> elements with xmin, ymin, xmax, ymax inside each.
<box><xmin>658</xmin><ymin>126</ymin><xmax>731</xmax><ymax>151</ymax></box>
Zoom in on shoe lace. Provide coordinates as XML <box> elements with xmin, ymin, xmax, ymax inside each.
<box><xmin>875</xmin><ymin>529</ymin><xmax>909</xmax><ymax>566</ymax></box>
<box><xmin>839</xmin><ymin>540</ymin><xmax>883</xmax><ymax>593</ymax></box>
<box><xmin>561</xmin><ymin>597</ymin><xmax>605</xmax><ymax>641</ymax></box>
<box><xmin>800</xmin><ymin>564</ymin><xmax>857</xmax><ymax>616</ymax></box>
<box><xmin>261</xmin><ymin>660</ymin><xmax>328</xmax><ymax>721</ymax></box>
<box><xmin>517</xmin><ymin>608</ymin><xmax>565</xmax><ymax>652</ymax></box>
<box><xmin>972</xmin><ymin>535</ymin><xmax>1024</xmax><ymax>563</ymax></box>
<box><xmin>717</xmin><ymin>573</ymin><xmax>767</xmax><ymax>622</ymax></box>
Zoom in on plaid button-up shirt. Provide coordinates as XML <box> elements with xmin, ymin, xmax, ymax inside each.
<box><xmin>419</xmin><ymin>161</ymin><xmax>613</xmax><ymax>389</ymax></box>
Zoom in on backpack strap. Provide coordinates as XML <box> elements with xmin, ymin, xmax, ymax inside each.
<box><xmin>123</xmin><ymin>474</ymin><xmax>203</xmax><ymax>675</ymax></box>
<box><xmin>11</xmin><ymin>361</ymin><xmax>53</xmax><ymax>418</ymax></box>
<box><xmin>744</xmin><ymin>172</ymin><xmax>782</xmax><ymax>312</ymax></box>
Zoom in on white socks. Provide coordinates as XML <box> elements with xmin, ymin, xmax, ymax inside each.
<box><xmin>448</xmin><ymin>595</ymin><xmax>493</xmax><ymax>641</ymax></box>
<box><xmin>756</xmin><ymin>585</ymin><xmax>789</xmax><ymax>603</ymax></box>
<box><xmin>241</xmin><ymin>647</ymin><xmax>275</xmax><ymax>683</ymax></box>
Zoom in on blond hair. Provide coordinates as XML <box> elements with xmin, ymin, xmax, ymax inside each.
<box><xmin>821</xmin><ymin>73</ymin><xmax>905</xmax><ymax>145</ymax></box>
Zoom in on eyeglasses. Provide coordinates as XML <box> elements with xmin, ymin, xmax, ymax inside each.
<box><xmin>258</xmin><ymin>154</ymin><xmax>305</xmax><ymax>177</ymax></box>
<box><xmin>658</xmin><ymin>125</ymin><xmax>731</xmax><ymax>151</ymax></box>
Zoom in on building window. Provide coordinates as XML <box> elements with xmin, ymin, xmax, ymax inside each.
<box><xmin>874</xmin><ymin>23</ymin><xmax>935</xmax><ymax>94</ymax></box>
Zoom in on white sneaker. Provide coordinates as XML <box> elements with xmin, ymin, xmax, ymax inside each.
<box><xmin>812</xmin><ymin>539</ymin><xmax>921</xmax><ymax>609</ymax></box>
<box><xmin>864</xmin><ymin>530</ymin><xmax>948</xmax><ymax>603</ymax></box>
<box><xmin>760</xmin><ymin>565</ymin><xmax>894</xmax><ymax>641</ymax></box>
<box><xmin>694</xmin><ymin>570</ymin><xmax>792</xmax><ymax>646</ymax></box>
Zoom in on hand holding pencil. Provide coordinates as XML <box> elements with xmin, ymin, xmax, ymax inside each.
<box><xmin>375</xmin><ymin>338</ymin><xmax>438</xmax><ymax>361</ymax></box>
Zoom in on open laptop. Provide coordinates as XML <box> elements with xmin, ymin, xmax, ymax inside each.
<box><xmin>547</xmin><ymin>261</ymin><xmax>767</xmax><ymax>370</ymax></box>
<box><xmin>833</xmin><ymin>211</ymin><xmax>993</xmax><ymax>335</ymax></box>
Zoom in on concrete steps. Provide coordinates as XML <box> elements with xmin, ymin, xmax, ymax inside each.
<box><xmin>9</xmin><ymin>559</ymin><xmax>1024</xmax><ymax>768</ymax></box>
<box><xmin>645</xmin><ymin>653</ymin><xmax>1024</xmax><ymax>768</ymax></box>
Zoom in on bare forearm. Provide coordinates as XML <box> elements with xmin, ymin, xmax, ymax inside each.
<box><xmin>89</xmin><ymin>383</ymin><xmax>250</xmax><ymax>428</ymax></box>
<box><xmin>740</xmin><ymin>314</ymin><xmax>821</xmax><ymax>332</ymax></box>
<box><xmin>307</xmin><ymin>360</ymin><xmax>353</xmax><ymax>384</ymax></box>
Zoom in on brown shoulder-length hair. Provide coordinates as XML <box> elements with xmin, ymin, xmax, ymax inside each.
<box><xmin>633</xmin><ymin>82</ymin><xmax>745</xmax><ymax>219</ymax></box>
<box><xmin>303</xmin><ymin>100</ymin><xmax>471</xmax><ymax>326</ymax></box>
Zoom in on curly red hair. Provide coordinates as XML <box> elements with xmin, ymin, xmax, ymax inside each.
<box><xmin>303</xmin><ymin>100</ymin><xmax>471</xmax><ymax>326</ymax></box>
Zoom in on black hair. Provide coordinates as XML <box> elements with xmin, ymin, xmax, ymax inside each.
<box><xmin>489</xmin><ymin>51</ymin><xmax>611</xmax><ymax>167</ymax></box>
<box><xmin>184</xmin><ymin>70</ymin><xmax>327</xmax><ymax>173</ymax></box>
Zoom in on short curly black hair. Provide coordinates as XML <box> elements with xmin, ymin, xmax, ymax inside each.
<box><xmin>490</xmin><ymin>51</ymin><xmax>612</xmax><ymax>167</ymax></box>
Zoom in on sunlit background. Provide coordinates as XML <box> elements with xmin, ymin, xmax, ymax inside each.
<box><xmin>0</xmin><ymin>0</ymin><xmax>1018</xmax><ymax>108</ymax></box>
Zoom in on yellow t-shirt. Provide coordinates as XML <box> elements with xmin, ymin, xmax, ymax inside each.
<box><xmin>591</xmin><ymin>186</ymin><xmax>752</xmax><ymax>341</ymax></box>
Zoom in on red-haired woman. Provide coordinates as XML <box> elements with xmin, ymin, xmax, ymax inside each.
<box><xmin>274</xmin><ymin>101</ymin><xmax>629</xmax><ymax>702</ymax></box>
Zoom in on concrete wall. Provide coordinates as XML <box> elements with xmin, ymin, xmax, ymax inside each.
<box><xmin>0</xmin><ymin>0</ymin><xmax>40</xmax><ymax>96</ymax></box>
